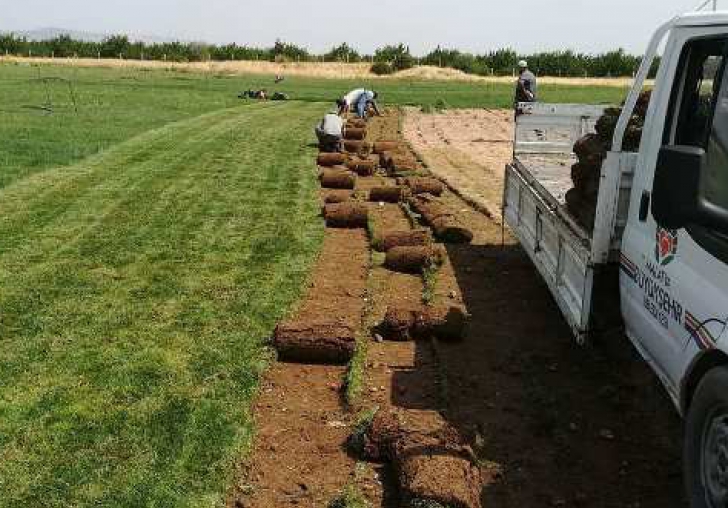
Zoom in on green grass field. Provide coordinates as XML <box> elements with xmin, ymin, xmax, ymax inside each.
<box><xmin>0</xmin><ymin>62</ymin><xmax>629</xmax><ymax>508</ymax></box>
<box><xmin>0</xmin><ymin>101</ymin><xmax>325</xmax><ymax>507</ymax></box>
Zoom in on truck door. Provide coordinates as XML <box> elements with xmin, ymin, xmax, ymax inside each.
<box><xmin>622</xmin><ymin>32</ymin><xmax>728</xmax><ymax>396</ymax></box>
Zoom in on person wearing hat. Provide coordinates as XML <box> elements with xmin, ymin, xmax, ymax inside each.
<box><xmin>315</xmin><ymin>108</ymin><xmax>344</xmax><ymax>152</ymax></box>
<box><xmin>515</xmin><ymin>60</ymin><xmax>537</xmax><ymax>104</ymax></box>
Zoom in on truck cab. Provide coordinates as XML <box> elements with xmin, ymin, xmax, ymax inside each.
<box><xmin>504</xmin><ymin>11</ymin><xmax>728</xmax><ymax>508</ymax></box>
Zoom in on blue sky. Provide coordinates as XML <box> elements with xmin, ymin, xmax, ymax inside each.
<box><xmin>1</xmin><ymin>0</ymin><xmax>711</xmax><ymax>54</ymax></box>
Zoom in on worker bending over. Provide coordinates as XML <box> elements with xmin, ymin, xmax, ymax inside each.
<box><xmin>315</xmin><ymin>109</ymin><xmax>344</xmax><ymax>152</ymax></box>
<box><xmin>339</xmin><ymin>88</ymin><xmax>381</xmax><ymax>119</ymax></box>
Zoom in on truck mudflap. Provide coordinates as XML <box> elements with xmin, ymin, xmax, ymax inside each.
<box><xmin>504</xmin><ymin>162</ymin><xmax>594</xmax><ymax>343</ymax></box>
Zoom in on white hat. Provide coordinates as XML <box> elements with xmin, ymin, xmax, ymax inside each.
<box><xmin>518</xmin><ymin>60</ymin><xmax>528</xmax><ymax>68</ymax></box>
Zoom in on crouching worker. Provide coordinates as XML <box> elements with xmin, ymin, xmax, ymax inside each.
<box><xmin>355</xmin><ymin>89</ymin><xmax>381</xmax><ymax>119</ymax></box>
<box><xmin>315</xmin><ymin>109</ymin><xmax>344</xmax><ymax>152</ymax></box>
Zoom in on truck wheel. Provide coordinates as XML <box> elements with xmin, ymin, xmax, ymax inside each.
<box><xmin>685</xmin><ymin>367</ymin><xmax>728</xmax><ymax>508</ymax></box>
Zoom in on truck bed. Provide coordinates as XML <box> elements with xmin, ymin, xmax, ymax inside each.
<box><xmin>503</xmin><ymin>103</ymin><xmax>637</xmax><ymax>341</ymax></box>
<box><xmin>515</xmin><ymin>154</ymin><xmax>575</xmax><ymax>206</ymax></box>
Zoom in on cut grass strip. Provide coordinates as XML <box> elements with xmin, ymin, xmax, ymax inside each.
<box><xmin>0</xmin><ymin>101</ymin><xmax>325</xmax><ymax>508</ymax></box>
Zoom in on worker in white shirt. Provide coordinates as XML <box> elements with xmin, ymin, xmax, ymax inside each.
<box><xmin>315</xmin><ymin>109</ymin><xmax>344</xmax><ymax>152</ymax></box>
<box><xmin>338</xmin><ymin>89</ymin><xmax>381</xmax><ymax>119</ymax></box>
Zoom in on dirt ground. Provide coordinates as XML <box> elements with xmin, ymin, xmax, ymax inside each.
<box><xmin>236</xmin><ymin>228</ymin><xmax>369</xmax><ymax>507</ymax></box>
<box><xmin>403</xmin><ymin>108</ymin><xmax>514</xmax><ymax>221</ymax></box>
<box><xmin>234</xmin><ymin>109</ymin><xmax>685</xmax><ymax>508</ymax></box>
<box><xmin>428</xmin><ymin>193</ymin><xmax>684</xmax><ymax>508</ymax></box>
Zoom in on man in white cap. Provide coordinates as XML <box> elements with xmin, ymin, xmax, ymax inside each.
<box><xmin>515</xmin><ymin>60</ymin><xmax>537</xmax><ymax>104</ymax></box>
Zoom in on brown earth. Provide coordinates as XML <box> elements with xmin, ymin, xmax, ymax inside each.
<box><xmin>403</xmin><ymin>107</ymin><xmax>514</xmax><ymax>221</ymax></box>
<box><xmin>234</xmin><ymin>108</ymin><xmax>685</xmax><ymax>508</ymax></box>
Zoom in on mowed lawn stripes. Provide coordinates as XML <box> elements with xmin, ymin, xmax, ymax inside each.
<box><xmin>0</xmin><ymin>101</ymin><xmax>325</xmax><ymax>508</ymax></box>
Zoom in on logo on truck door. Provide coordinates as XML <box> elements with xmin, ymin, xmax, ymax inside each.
<box><xmin>655</xmin><ymin>228</ymin><xmax>678</xmax><ymax>266</ymax></box>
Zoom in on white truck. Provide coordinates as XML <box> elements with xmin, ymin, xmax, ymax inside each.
<box><xmin>504</xmin><ymin>10</ymin><xmax>728</xmax><ymax>508</ymax></box>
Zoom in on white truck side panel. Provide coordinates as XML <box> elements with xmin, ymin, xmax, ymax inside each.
<box><xmin>504</xmin><ymin>163</ymin><xmax>593</xmax><ymax>342</ymax></box>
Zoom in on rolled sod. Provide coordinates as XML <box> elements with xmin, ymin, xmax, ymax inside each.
<box><xmin>573</xmin><ymin>133</ymin><xmax>607</xmax><ymax>168</ymax></box>
<box><xmin>320</xmin><ymin>169</ymin><xmax>356</xmax><ymax>190</ymax></box>
<box><xmin>358</xmin><ymin>410</ymin><xmax>406</xmax><ymax>462</ymax></box>
<box><xmin>324</xmin><ymin>202</ymin><xmax>369</xmax><ymax>228</ymax></box>
<box><xmin>381</xmin><ymin>308</ymin><xmax>418</xmax><ymax>342</ymax></box>
<box><xmin>414</xmin><ymin>306</ymin><xmax>469</xmax><ymax>342</ymax></box>
<box><xmin>346</xmin><ymin>157</ymin><xmax>376</xmax><ymax>176</ymax></box>
<box><xmin>378</xmin><ymin>230</ymin><xmax>432</xmax><ymax>252</ymax></box>
<box><xmin>431</xmin><ymin>217</ymin><xmax>474</xmax><ymax>244</ymax></box>
<box><xmin>373</xmin><ymin>141</ymin><xmax>400</xmax><ymax>154</ymax></box>
<box><xmin>409</xmin><ymin>196</ymin><xmax>473</xmax><ymax>244</ymax></box>
<box><xmin>570</xmin><ymin>163</ymin><xmax>600</xmax><ymax>197</ymax></box>
<box><xmin>381</xmin><ymin>154</ymin><xmax>418</xmax><ymax>174</ymax></box>
<box><xmin>344</xmin><ymin>127</ymin><xmax>367</xmax><ymax>140</ymax></box>
<box><xmin>395</xmin><ymin>443</ymin><xmax>483</xmax><ymax>508</ymax></box>
<box><xmin>343</xmin><ymin>140</ymin><xmax>370</xmax><ymax>154</ymax></box>
<box><xmin>323</xmin><ymin>190</ymin><xmax>355</xmax><ymax>204</ymax></box>
<box><xmin>356</xmin><ymin>412</ymin><xmax>483</xmax><ymax>508</ymax></box>
<box><xmin>317</xmin><ymin>152</ymin><xmax>348</xmax><ymax>167</ymax></box>
<box><xmin>273</xmin><ymin>323</ymin><xmax>356</xmax><ymax>364</ymax></box>
<box><xmin>384</xmin><ymin>246</ymin><xmax>441</xmax><ymax>274</ymax></box>
<box><xmin>381</xmin><ymin>305</ymin><xmax>468</xmax><ymax>342</ymax></box>
<box><xmin>369</xmin><ymin>186</ymin><xmax>408</xmax><ymax>203</ymax></box>
<box><xmin>403</xmin><ymin>177</ymin><xmax>444</xmax><ymax>197</ymax></box>
<box><xmin>347</xmin><ymin>118</ymin><xmax>367</xmax><ymax>129</ymax></box>
<box><xmin>380</xmin><ymin>152</ymin><xmax>417</xmax><ymax>171</ymax></box>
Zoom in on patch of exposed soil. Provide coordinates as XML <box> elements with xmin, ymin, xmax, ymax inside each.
<box><xmin>239</xmin><ymin>363</ymin><xmax>355</xmax><ymax>507</ymax></box>
<box><xmin>235</xmin><ymin>229</ymin><xmax>369</xmax><ymax>507</ymax></box>
<box><xmin>403</xmin><ymin>108</ymin><xmax>513</xmax><ymax>221</ymax></box>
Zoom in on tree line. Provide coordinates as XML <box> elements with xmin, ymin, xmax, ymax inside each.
<box><xmin>0</xmin><ymin>33</ymin><xmax>658</xmax><ymax>78</ymax></box>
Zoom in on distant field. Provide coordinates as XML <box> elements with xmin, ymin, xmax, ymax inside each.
<box><xmin>0</xmin><ymin>62</ymin><xmax>628</xmax><ymax>186</ymax></box>
<box><xmin>2</xmin><ymin>56</ymin><xmax>643</xmax><ymax>86</ymax></box>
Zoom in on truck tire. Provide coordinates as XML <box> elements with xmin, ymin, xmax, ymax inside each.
<box><xmin>685</xmin><ymin>366</ymin><xmax>728</xmax><ymax>508</ymax></box>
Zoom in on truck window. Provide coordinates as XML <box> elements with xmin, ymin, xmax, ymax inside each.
<box><xmin>664</xmin><ymin>37</ymin><xmax>728</xmax><ymax>261</ymax></box>
<box><xmin>667</xmin><ymin>38</ymin><xmax>727</xmax><ymax>147</ymax></box>
<box><xmin>704</xmin><ymin>76</ymin><xmax>728</xmax><ymax>211</ymax></box>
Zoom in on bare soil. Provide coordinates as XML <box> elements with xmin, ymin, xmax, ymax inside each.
<box><xmin>403</xmin><ymin>108</ymin><xmax>514</xmax><ymax>221</ymax></box>
<box><xmin>236</xmin><ymin>228</ymin><xmax>369</xmax><ymax>507</ymax></box>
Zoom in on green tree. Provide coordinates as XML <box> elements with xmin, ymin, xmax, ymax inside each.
<box><xmin>100</xmin><ymin>35</ymin><xmax>130</xmax><ymax>58</ymax></box>
<box><xmin>325</xmin><ymin>43</ymin><xmax>360</xmax><ymax>63</ymax></box>
<box><xmin>373</xmin><ymin>43</ymin><xmax>414</xmax><ymax>71</ymax></box>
